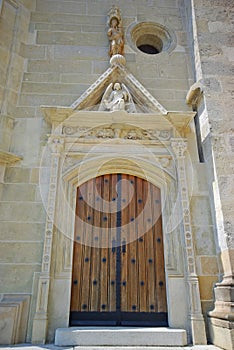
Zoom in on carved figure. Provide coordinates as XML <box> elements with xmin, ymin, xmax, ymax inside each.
<box><xmin>96</xmin><ymin>128</ymin><xmax>114</xmax><ymax>138</ymax></box>
<box><xmin>125</xmin><ymin>130</ymin><xmax>142</xmax><ymax>140</ymax></box>
<box><xmin>99</xmin><ymin>82</ymin><xmax>136</xmax><ymax>113</ymax></box>
<box><xmin>107</xmin><ymin>6</ymin><xmax>124</xmax><ymax>57</ymax></box>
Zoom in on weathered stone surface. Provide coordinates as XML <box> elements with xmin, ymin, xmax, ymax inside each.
<box><xmin>0</xmin><ymin>0</ymin><xmax>232</xmax><ymax>347</ymax></box>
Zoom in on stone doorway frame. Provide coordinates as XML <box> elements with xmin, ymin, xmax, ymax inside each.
<box><xmin>31</xmin><ymin>110</ymin><xmax>207</xmax><ymax>345</ymax></box>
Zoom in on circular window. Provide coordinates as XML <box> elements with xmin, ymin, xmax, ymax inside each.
<box><xmin>128</xmin><ymin>22</ymin><xmax>176</xmax><ymax>55</ymax></box>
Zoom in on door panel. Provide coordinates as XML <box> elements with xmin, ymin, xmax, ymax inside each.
<box><xmin>70</xmin><ymin>174</ymin><xmax>167</xmax><ymax>326</ymax></box>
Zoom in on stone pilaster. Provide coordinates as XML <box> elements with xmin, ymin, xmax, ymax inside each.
<box><xmin>31</xmin><ymin>136</ymin><xmax>64</xmax><ymax>344</ymax></box>
<box><xmin>171</xmin><ymin>138</ymin><xmax>207</xmax><ymax>345</ymax></box>
<box><xmin>189</xmin><ymin>1</ymin><xmax>234</xmax><ymax>348</ymax></box>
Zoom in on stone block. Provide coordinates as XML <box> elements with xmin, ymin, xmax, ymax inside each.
<box><xmin>23</xmin><ymin>72</ymin><xmax>60</xmax><ymax>83</ymax></box>
<box><xmin>36</xmin><ymin>0</ymin><xmax>86</xmax><ymax>14</ymax></box>
<box><xmin>164</xmin><ymin>15</ymin><xmax>183</xmax><ymax>31</ymax></box>
<box><xmin>0</xmin><ymin>242</ymin><xmax>43</xmax><ymax>264</ymax></box>
<box><xmin>208</xmin><ymin>317</ymin><xmax>234</xmax><ymax>350</ymax></box>
<box><xmin>198</xmin><ymin>276</ymin><xmax>218</xmax><ymax>300</ymax></box>
<box><xmin>60</xmin><ymin>73</ymin><xmax>99</xmax><ymax>84</ymax></box>
<box><xmin>18</xmin><ymin>93</ymin><xmax>79</xmax><ymax>107</ymax></box>
<box><xmin>202</xmin><ymin>61</ymin><xmax>234</xmax><ymax>76</ymax></box>
<box><xmin>208</xmin><ymin>21</ymin><xmax>232</xmax><ymax>33</ymax></box>
<box><xmin>18</xmin><ymin>0</ymin><xmax>36</xmax><ymax>11</ymax></box>
<box><xmin>0</xmin><ymin>294</ymin><xmax>30</xmax><ymax>345</ymax></box>
<box><xmin>199</xmin><ymin>256</ymin><xmax>219</xmax><ymax>275</ymax></box>
<box><xmin>155</xmin><ymin>99</ymin><xmax>189</xmax><ymax>111</ymax></box>
<box><xmin>159</xmin><ymin>64</ymin><xmax>190</xmax><ymax>79</ymax></box>
<box><xmin>19</xmin><ymin>43</ymin><xmax>46</xmax><ymax>59</ymax></box>
<box><xmin>190</xmin><ymin>196</ymin><xmax>213</xmax><ymax>226</ymax></box>
<box><xmin>0</xmin><ymin>265</ymin><xmax>41</xmax><ymax>293</ymax></box>
<box><xmin>0</xmin><ymin>202</ymin><xmax>45</xmax><ymax>222</ymax></box>
<box><xmin>21</xmin><ymin>82</ymin><xmax>89</xmax><ymax>95</ymax></box>
<box><xmin>27</xmin><ymin>59</ymin><xmax>92</xmax><ymax>73</ymax></box>
<box><xmin>87</xmin><ymin>1</ymin><xmax>137</xmax><ymax>16</ymax></box>
<box><xmin>167</xmin><ymin>278</ymin><xmax>188</xmax><ymax>329</ymax></box>
<box><xmin>35</xmin><ymin>23</ymin><xmax>82</xmax><ymax>32</ymax></box>
<box><xmin>36</xmin><ymin>31</ymin><xmax>106</xmax><ymax>46</ymax></box>
<box><xmin>192</xmin><ymin>226</ymin><xmax>216</xmax><ymax>255</ymax></box>
<box><xmin>55</xmin><ymin>327</ymin><xmax>187</xmax><ymax>347</ymax></box>
<box><xmin>30</xmin><ymin>168</ymin><xmax>39</xmax><ymax>184</ymax></box>
<box><xmin>31</xmin><ymin>12</ymin><xmax>106</xmax><ymax>26</ymax></box>
<box><xmin>4</xmin><ymin>167</ymin><xmax>30</xmax><ymax>183</ymax></box>
<box><xmin>92</xmin><ymin>61</ymin><xmax>109</xmax><ymax>74</ymax></box>
<box><xmin>13</xmin><ymin>106</ymin><xmax>36</xmax><ymax>118</ymax></box>
<box><xmin>54</xmin><ymin>45</ymin><xmax>108</xmax><ymax>60</ymax></box>
<box><xmin>0</xmin><ymin>222</ymin><xmax>44</xmax><ymax>241</ymax></box>
<box><xmin>0</xmin><ymin>183</ymin><xmax>36</xmax><ymax>201</ymax></box>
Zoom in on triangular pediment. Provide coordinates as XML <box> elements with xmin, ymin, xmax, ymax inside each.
<box><xmin>69</xmin><ymin>61</ymin><xmax>168</xmax><ymax>115</ymax></box>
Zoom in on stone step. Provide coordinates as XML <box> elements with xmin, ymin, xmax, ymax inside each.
<box><xmin>55</xmin><ymin>327</ymin><xmax>187</xmax><ymax>347</ymax></box>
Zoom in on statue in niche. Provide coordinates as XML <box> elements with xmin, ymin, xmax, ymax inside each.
<box><xmin>99</xmin><ymin>82</ymin><xmax>136</xmax><ymax>113</ymax></box>
<box><xmin>107</xmin><ymin>6</ymin><xmax>124</xmax><ymax>57</ymax></box>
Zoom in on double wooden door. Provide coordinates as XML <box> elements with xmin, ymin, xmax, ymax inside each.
<box><xmin>70</xmin><ymin>174</ymin><xmax>167</xmax><ymax>326</ymax></box>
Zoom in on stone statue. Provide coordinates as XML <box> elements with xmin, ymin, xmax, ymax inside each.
<box><xmin>107</xmin><ymin>6</ymin><xmax>124</xmax><ymax>57</ymax></box>
<box><xmin>99</xmin><ymin>82</ymin><xmax>136</xmax><ymax>113</ymax></box>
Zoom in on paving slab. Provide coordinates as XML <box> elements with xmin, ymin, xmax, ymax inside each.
<box><xmin>0</xmin><ymin>345</ymin><xmax>223</xmax><ymax>350</ymax></box>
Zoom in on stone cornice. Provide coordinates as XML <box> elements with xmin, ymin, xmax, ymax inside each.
<box><xmin>0</xmin><ymin>149</ymin><xmax>22</xmax><ymax>164</ymax></box>
<box><xmin>42</xmin><ymin>108</ymin><xmax>195</xmax><ymax>135</ymax></box>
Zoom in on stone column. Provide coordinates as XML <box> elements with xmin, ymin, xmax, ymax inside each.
<box><xmin>31</xmin><ymin>136</ymin><xmax>64</xmax><ymax>344</ymax></box>
<box><xmin>171</xmin><ymin>138</ymin><xmax>207</xmax><ymax>345</ymax></box>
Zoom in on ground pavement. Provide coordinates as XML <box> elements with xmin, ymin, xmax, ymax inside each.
<box><xmin>0</xmin><ymin>345</ymin><xmax>223</xmax><ymax>350</ymax></box>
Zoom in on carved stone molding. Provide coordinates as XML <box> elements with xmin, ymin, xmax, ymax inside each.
<box><xmin>32</xmin><ymin>137</ymin><xmax>63</xmax><ymax>343</ymax></box>
<box><xmin>171</xmin><ymin>138</ymin><xmax>188</xmax><ymax>157</ymax></box>
<box><xmin>171</xmin><ymin>138</ymin><xmax>207</xmax><ymax>344</ymax></box>
<box><xmin>0</xmin><ymin>150</ymin><xmax>22</xmax><ymax>164</ymax></box>
<box><xmin>62</xmin><ymin>125</ymin><xmax>172</xmax><ymax>141</ymax></box>
<box><xmin>48</xmin><ymin>135</ymin><xmax>65</xmax><ymax>154</ymax></box>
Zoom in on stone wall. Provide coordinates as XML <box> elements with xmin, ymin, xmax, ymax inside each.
<box><xmin>0</xmin><ymin>0</ymin><xmax>227</xmax><ymax>345</ymax></box>
<box><xmin>185</xmin><ymin>1</ymin><xmax>234</xmax><ymax>348</ymax></box>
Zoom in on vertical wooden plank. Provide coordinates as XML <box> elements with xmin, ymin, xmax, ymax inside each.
<box><xmin>70</xmin><ymin>185</ymin><xmax>86</xmax><ymax>311</ymax></box>
<box><xmin>80</xmin><ymin>179</ymin><xmax>94</xmax><ymax>312</ymax></box>
<box><xmin>144</xmin><ymin>180</ymin><xmax>156</xmax><ymax>313</ymax></box>
<box><xmin>127</xmin><ymin>175</ymin><xmax>138</xmax><ymax>312</ymax></box>
<box><xmin>120</xmin><ymin>174</ymin><xmax>129</xmax><ymax>311</ymax></box>
<box><xmin>100</xmin><ymin>174</ymin><xmax>110</xmax><ymax>312</ymax></box>
<box><xmin>137</xmin><ymin>177</ymin><xmax>147</xmax><ymax>312</ymax></box>
<box><xmin>90</xmin><ymin>176</ymin><xmax>102</xmax><ymax>311</ymax></box>
<box><xmin>151</xmin><ymin>184</ymin><xmax>167</xmax><ymax>312</ymax></box>
<box><xmin>109</xmin><ymin>174</ymin><xmax>117</xmax><ymax>311</ymax></box>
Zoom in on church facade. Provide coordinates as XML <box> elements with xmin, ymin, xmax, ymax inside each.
<box><xmin>0</xmin><ymin>0</ymin><xmax>233</xmax><ymax>349</ymax></box>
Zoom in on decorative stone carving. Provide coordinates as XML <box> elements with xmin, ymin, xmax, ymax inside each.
<box><xmin>48</xmin><ymin>136</ymin><xmax>64</xmax><ymax>154</ymax></box>
<box><xmin>99</xmin><ymin>82</ymin><xmax>136</xmax><ymax>113</ymax></box>
<box><xmin>107</xmin><ymin>6</ymin><xmax>124</xmax><ymax>57</ymax></box>
<box><xmin>32</xmin><ymin>134</ymin><xmax>63</xmax><ymax>343</ymax></box>
<box><xmin>171</xmin><ymin>138</ymin><xmax>187</xmax><ymax>157</ymax></box>
<box><xmin>62</xmin><ymin>124</ymin><xmax>172</xmax><ymax>141</ymax></box>
<box><xmin>171</xmin><ymin>138</ymin><xmax>207</xmax><ymax>345</ymax></box>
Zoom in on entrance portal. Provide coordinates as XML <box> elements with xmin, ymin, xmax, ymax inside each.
<box><xmin>70</xmin><ymin>174</ymin><xmax>167</xmax><ymax>326</ymax></box>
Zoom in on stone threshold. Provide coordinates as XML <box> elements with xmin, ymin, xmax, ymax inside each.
<box><xmin>55</xmin><ymin>327</ymin><xmax>187</xmax><ymax>347</ymax></box>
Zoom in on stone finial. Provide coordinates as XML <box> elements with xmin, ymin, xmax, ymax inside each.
<box><xmin>107</xmin><ymin>6</ymin><xmax>124</xmax><ymax>57</ymax></box>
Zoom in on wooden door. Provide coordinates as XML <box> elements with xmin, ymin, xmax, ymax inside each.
<box><xmin>70</xmin><ymin>174</ymin><xmax>167</xmax><ymax>326</ymax></box>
